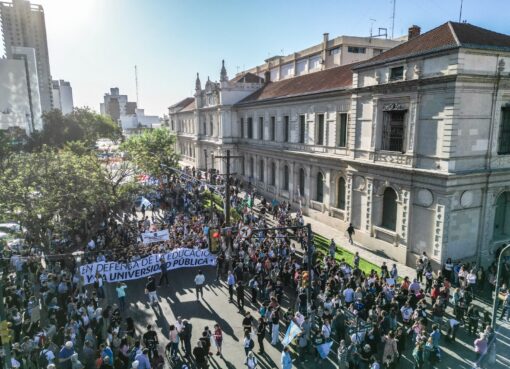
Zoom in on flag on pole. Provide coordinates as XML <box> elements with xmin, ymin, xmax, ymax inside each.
<box><xmin>316</xmin><ymin>341</ymin><xmax>333</xmax><ymax>359</ymax></box>
<box><xmin>282</xmin><ymin>321</ymin><xmax>302</xmax><ymax>346</ymax></box>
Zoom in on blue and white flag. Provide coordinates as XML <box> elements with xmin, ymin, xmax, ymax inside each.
<box><xmin>282</xmin><ymin>321</ymin><xmax>302</xmax><ymax>346</ymax></box>
<box><xmin>316</xmin><ymin>341</ymin><xmax>333</xmax><ymax>359</ymax></box>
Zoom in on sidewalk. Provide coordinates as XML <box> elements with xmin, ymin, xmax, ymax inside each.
<box><xmin>300</xmin><ymin>212</ymin><xmax>416</xmax><ymax>279</ymax></box>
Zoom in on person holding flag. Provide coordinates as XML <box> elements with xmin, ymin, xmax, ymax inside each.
<box><xmin>282</xmin><ymin>320</ymin><xmax>302</xmax><ymax>347</ymax></box>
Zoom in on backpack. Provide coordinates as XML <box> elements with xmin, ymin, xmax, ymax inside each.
<box><xmin>248</xmin><ymin>338</ymin><xmax>254</xmax><ymax>350</ymax></box>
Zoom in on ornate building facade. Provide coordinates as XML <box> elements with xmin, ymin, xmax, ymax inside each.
<box><xmin>168</xmin><ymin>23</ymin><xmax>510</xmax><ymax>267</ymax></box>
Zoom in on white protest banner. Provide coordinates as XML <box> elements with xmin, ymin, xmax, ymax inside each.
<box><xmin>79</xmin><ymin>248</ymin><xmax>216</xmax><ymax>285</ymax></box>
<box><xmin>141</xmin><ymin>229</ymin><xmax>170</xmax><ymax>244</ymax></box>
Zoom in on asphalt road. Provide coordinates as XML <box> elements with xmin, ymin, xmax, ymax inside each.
<box><xmin>100</xmin><ymin>264</ymin><xmax>510</xmax><ymax>369</ymax></box>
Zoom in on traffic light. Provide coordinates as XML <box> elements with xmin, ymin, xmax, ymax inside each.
<box><xmin>0</xmin><ymin>320</ymin><xmax>13</xmax><ymax>344</ymax></box>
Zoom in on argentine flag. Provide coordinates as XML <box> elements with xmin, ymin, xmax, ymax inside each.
<box><xmin>282</xmin><ymin>321</ymin><xmax>302</xmax><ymax>346</ymax></box>
<box><xmin>316</xmin><ymin>341</ymin><xmax>333</xmax><ymax>359</ymax></box>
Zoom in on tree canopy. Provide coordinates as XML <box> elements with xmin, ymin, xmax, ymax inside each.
<box><xmin>0</xmin><ymin>148</ymin><xmax>139</xmax><ymax>248</ymax></box>
<box><xmin>27</xmin><ymin>107</ymin><xmax>122</xmax><ymax>150</ymax></box>
<box><xmin>121</xmin><ymin>128</ymin><xmax>180</xmax><ymax>178</ymax></box>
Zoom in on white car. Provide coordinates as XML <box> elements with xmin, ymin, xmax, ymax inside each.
<box><xmin>0</xmin><ymin>223</ymin><xmax>22</xmax><ymax>232</ymax></box>
<box><xmin>134</xmin><ymin>196</ymin><xmax>152</xmax><ymax>211</ymax></box>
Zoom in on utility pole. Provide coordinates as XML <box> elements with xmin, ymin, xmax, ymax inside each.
<box><xmin>459</xmin><ymin>0</ymin><xmax>464</xmax><ymax>22</ymax></box>
<box><xmin>215</xmin><ymin>150</ymin><xmax>242</xmax><ymax>259</ymax></box>
<box><xmin>391</xmin><ymin>0</ymin><xmax>396</xmax><ymax>39</ymax></box>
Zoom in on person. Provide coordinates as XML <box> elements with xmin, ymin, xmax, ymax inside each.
<box><xmin>134</xmin><ymin>349</ymin><xmax>151</xmax><ymax>369</ymax></box>
<box><xmin>227</xmin><ymin>271</ymin><xmax>236</xmax><ymax>302</ymax></box>
<box><xmin>143</xmin><ymin>325</ymin><xmax>159</xmax><ymax>360</ymax></box>
<box><xmin>337</xmin><ymin>340</ymin><xmax>349</xmax><ymax>369</ymax></box>
<box><xmin>159</xmin><ymin>257</ymin><xmax>169</xmax><ymax>286</ymax></box>
<box><xmin>213</xmin><ymin>324</ymin><xmax>223</xmax><ymax>356</ymax></box>
<box><xmin>194</xmin><ymin>270</ymin><xmax>205</xmax><ymax>300</ymax></box>
<box><xmin>182</xmin><ymin>319</ymin><xmax>192</xmax><ymax>358</ymax></box>
<box><xmin>474</xmin><ymin>333</ymin><xmax>488</xmax><ymax>362</ymax></box>
<box><xmin>245</xmin><ymin>350</ymin><xmax>257</xmax><ymax>369</ymax></box>
<box><xmin>499</xmin><ymin>292</ymin><xmax>510</xmax><ymax>321</ymax></box>
<box><xmin>257</xmin><ymin>317</ymin><xmax>266</xmax><ymax>354</ymax></box>
<box><xmin>242</xmin><ymin>312</ymin><xmax>254</xmax><ymax>335</ymax></box>
<box><xmin>237</xmin><ymin>281</ymin><xmax>245</xmax><ymax>310</ymax></box>
<box><xmin>412</xmin><ymin>341</ymin><xmax>424</xmax><ymax>369</ymax></box>
<box><xmin>116</xmin><ymin>282</ymin><xmax>127</xmax><ymax>312</ymax></box>
<box><xmin>145</xmin><ymin>277</ymin><xmax>158</xmax><ymax>306</ymax></box>
<box><xmin>248</xmin><ymin>276</ymin><xmax>258</xmax><ymax>304</ymax></box>
<box><xmin>347</xmin><ymin>224</ymin><xmax>355</xmax><ymax>245</ymax></box>
<box><xmin>329</xmin><ymin>238</ymin><xmax>336</xmax><ymax>258</ymax></box>
<box><xmin>70</xmin><ymin>353</ymin><xmax>84</xmax><ymax>369</ymax></box>
<box><xmin>281</xmin><ymin>346</ymin><xmax>292</xmax><ymax>369</ymax></box>
<box><xmin>243</xmin><ymin>331</ymin><xmax>255</xmax><ymax>356</ymax></box>
<box><xmin>199</xmin><ymin>328</ymin><xmax>212</xmax><ymax>356</ymax></box>
<box><xmin>168</xmin><ymin>325</ymin><xmax>179</xmax><ymax>359</ymax></box>
<box><xmin>382</xmin><ymin>331</ymin><xmax>399</xmax><ymax>365</ymax></box>
<box><xmin>270</xmin><ymin>307</ymin><xmax>280</xmax><ymax>345</ymax></box>
<box><xmin>467</xmin><ymin>305</ymin><xmax>480</xmax><ymax>335</ymax></box>
<box><xmin>59</xmin><ymin>341</ymin><xmax>75</xmax><ymax>369</ymax></box>
<box><xmin>192</xmin><ymin>341</ymin><xmax>208</xmax><ymax>369</ymax></box>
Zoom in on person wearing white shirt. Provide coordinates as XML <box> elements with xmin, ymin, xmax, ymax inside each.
<box><xmin>343</xmin><ymin>287</ymin><xmax>355</xmax><ymax>304</ymax></box>
<box><xmin>400</xmin><ymin>302</ymin><xmax>414</xmax><ymax>325</ymax></box>
<box><xmin>194</xmin><ymin>270</ymin><xmax>205</xmax><ymax>300</ymax></box>
<box><xmin>321</xmin><ymin>320</ymin><xmax>332</xmax><ymax>339</ymax></box>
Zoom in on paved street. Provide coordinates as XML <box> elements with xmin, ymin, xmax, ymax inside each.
<box><xmin>100</xmin><ymin>262</ymin><xmax>510</xmax><ymax>369</ymax></box>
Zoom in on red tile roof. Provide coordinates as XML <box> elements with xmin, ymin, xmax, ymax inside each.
<box><xmin>236</xmin><ymin>63</ymin><xmax>354</xmax><ymax>105</ymax></box>
<box><xmin>357</xmin><ymin>22</ymin><xmax>510</xmax><ymax>69</ymax></box>
<box><xmin>180</xmin><ymin>99</ymin><xmax>196</xmax><ymax>112</ymax></box>
<box><xmin>169</xmin><ymin>97</ymin><xmax>194</xmax><ymax>110</ymax></box>
<box><xmin>230</xmin><ymin>72</ymin><xmax>265</xmax><ymax>84</ymax></box>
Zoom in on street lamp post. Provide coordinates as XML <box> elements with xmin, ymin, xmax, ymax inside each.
<box><xmin>492</xmin><ymin>244</ymin><xmax>510</xmax><ymax>328</ymax></box>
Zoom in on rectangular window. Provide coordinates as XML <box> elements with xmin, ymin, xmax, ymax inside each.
<box><xmin>382</xmin><ymin>110</ymin><xmax>406</xmax><ymax>152</ymax></box>
<box><xmin>348</xmin><ymin>46</ymin><xmax>366</xmax><ymax>54</ymax></box>
<box><xmin>329</xmin><ymin>48</ymin><xmax>340</xmax><ymax>55</ymax></box>
<box><xmin>259</xmin><ymin>117</ymin><xmax>264</xmax><ymax>140</ymax></box>
<box><xmin>240</xmin><ymin>118</ymin><xmax>244</xmax><ymax>138</ymax></box>
<box><xmin>284</xmin><ymin>116</ymin><xmax>289</xmax><ymax>142</ymax></box>
<box><xmin>270</xmin><ymin>116</ymin><xmax>276</xmax><ymax>141</ymax></box>
<box><xmin>338</xmin><ymin>113</ymin><xmax>348</xmax><ymax>147</ymax></box>
<box><xmin>317</xmin><ymin>114</ymin><xmax>325</xmax><ymax>145</ymax></box>
<box><xmin>299</xmin><ymin>115</ymin><xmax>306</xmax><ymax>143</ymax></box>
<box><xmin>498</xmin><ymin>108</ymin><xmax>510</xmax><ymax>155</ymax></box>
<box><xmin>373</xmin><ymin>48</ymin><xmax>383</xmax><ymax>56</ymax></box>
<box><xmin>247</xmin><ymin>117</ymin><xmax>253</xmax><ymax>139</ymax></box>
<box><xmin>390</xmin><ymin>66</ymin><xmax>404</xmax><ymax>81</ymax></box>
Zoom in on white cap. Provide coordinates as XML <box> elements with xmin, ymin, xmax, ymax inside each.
<box><xmin>132</xmin><ymin>360</ymin><xmax>140</xmax><ymax>369</ymax></box>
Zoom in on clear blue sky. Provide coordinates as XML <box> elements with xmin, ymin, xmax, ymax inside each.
<box><xmin>12</xmin><ymin>0</ymin><xmax>510</xmax><ymax>116</ymax></box>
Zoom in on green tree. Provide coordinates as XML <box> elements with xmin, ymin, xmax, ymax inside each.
<box><xmin>27</xmin><ymin>107</ymin><xmax>122</xmax><ymax>150</ymax></box>
<box><xmin>120</xmin><ymin>128</ymin><xmax>180</xmax><ymax>178</ymax></box>
<box><xmin>0</xmin><ymin>148</ymin><xmax>139</xmax><ymax>248</ymax></box>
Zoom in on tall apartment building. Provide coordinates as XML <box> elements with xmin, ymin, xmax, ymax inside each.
<box><xmin>52</xmin><ymin>79</ymin><xmax>73</xmax><ymax>114</ymax></box>
<box><xmin>0</xmin><ymin>0</ymin><xmax>53</xmax><ymax>112</ymax></box>
<box><xmin>169</xmin><ymin>24</ymin><xmax>510</xmax><ymax>268</ymax></box>
<box><xmin>0</xmin><ymin>46</ymin><xmax>42</xmax><ymax>133</ymax></box>
<box><xmin>100</xmin><ymin>87</ymin><xmax>130</xmax><ymax>121</ymax></box>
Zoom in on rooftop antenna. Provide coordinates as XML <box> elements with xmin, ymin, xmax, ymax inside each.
<box><xmin>391</xmin><ymin>0</ymin><xmax>396</xmax><ymax>39</ymax></box>
<box><xmin>458</xmin><ymin>0</ymin><xmax>463</xmax><ymax>22</ymax></box>
<box><xmin>369</xmin><ymin>18</ymin><xmax>376</xmax><ymax>38</ymax></box>
<box><xmin>134</xmin><ymin>65</ymin><xmax>139</xmax><ymax>106</ymax></box>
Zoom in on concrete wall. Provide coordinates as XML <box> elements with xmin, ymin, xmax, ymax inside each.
<box><xmin>0</xmin><ymin>59</ymin><xmax>31</xmax><ymax>133</ymax></box>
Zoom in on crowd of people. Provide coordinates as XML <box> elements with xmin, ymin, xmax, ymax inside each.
<box><xmin>1</xmin><ymin>166</ymin><xmax>509</xmax><ymax>369</ymax></box>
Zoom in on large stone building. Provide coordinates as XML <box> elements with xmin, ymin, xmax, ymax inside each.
<box><xmin>168</xmin><ymin>23</ymin><xmax>510</xmax><ymax>267</ymax></box>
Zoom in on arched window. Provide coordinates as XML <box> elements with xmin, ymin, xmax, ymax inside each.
<box><xmin>316</xmin><ymin>172</ymin><xmax>324</xmax><ymax>202</ymax></box>
<box><xmin>382</xmin><ymin>187</ymin><xmax>398</xmax><ymax>231</ymax></box>
<box><xmin>270</xmin><ymin>162</ymin><xmax>276</xmax><ymax>186</ymax></box>
<box><xmin>259</xmin><ymin>159</ymin><xmax>264</xmax><ymax>182</ymax></box>
<box><xmin>249</xmin><ymin>158</ymin><xmax>254</xmax><ymax>178</ymax></box>
<box><xmin>337</xmin><ymin>177</ymin><xmax>346</xmax><ymax>210</ymax></box>
<box><xmin>299</xmin><ymin>168</ymin><xmax>306</xmax><ymax>197</ymax></box>
<box><xmin>494</xmin><ymin>191</ymin><xmax>510</xmax><ymax>239</ymax></box>
<box><xmin>283</xmin><ymin>165</ymin><xmax>289</xmax><ymax>191</ymax></box>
